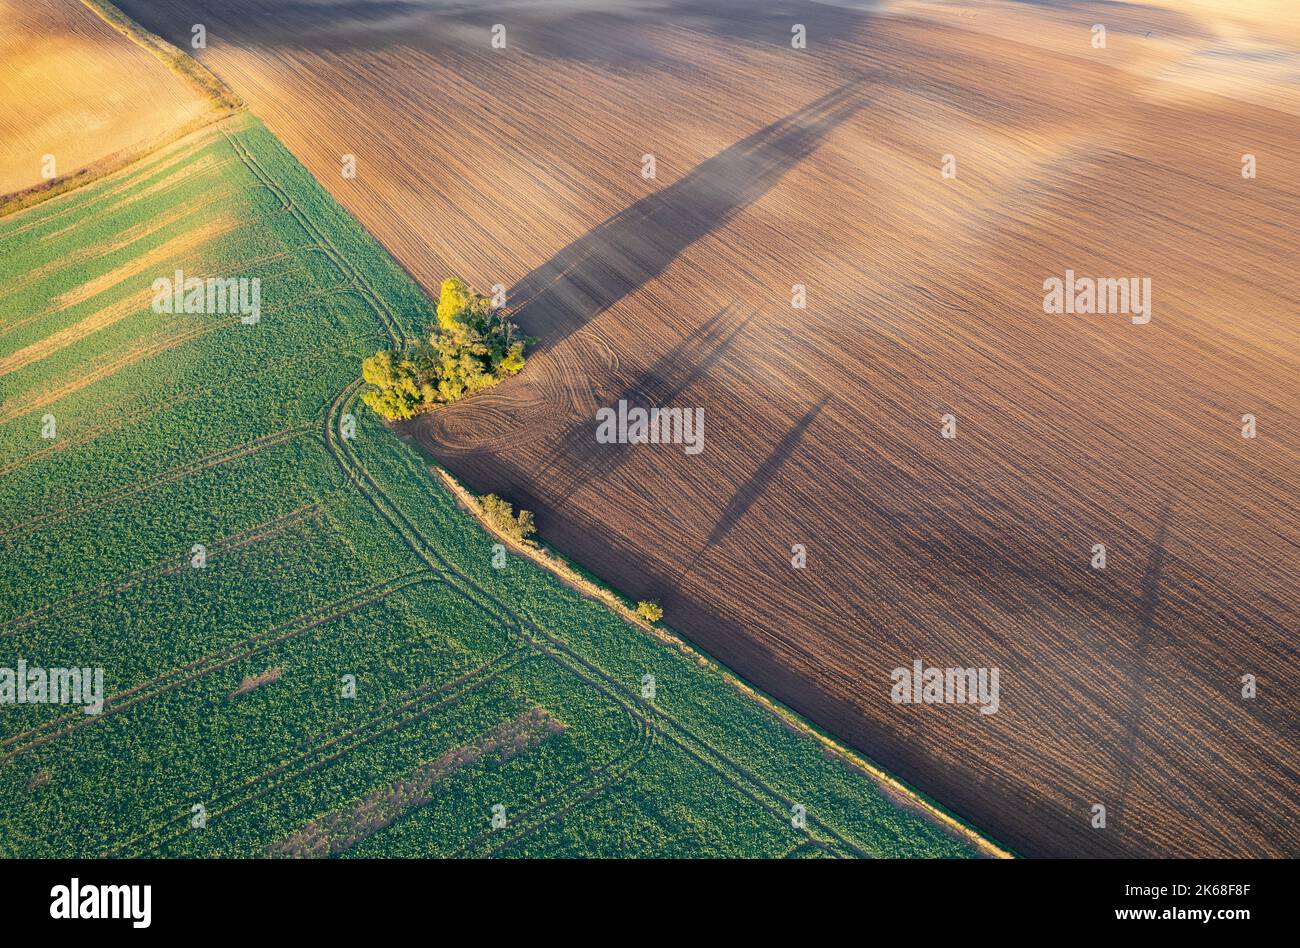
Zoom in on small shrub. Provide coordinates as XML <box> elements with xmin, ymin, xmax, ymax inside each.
<box><xmin>635</xmin><ymin>600</ymin><xmax>664</xmax><ymax>622</ymax></box>
<box><xmin>480</xmin><ymin>493</ymin><xmax>536</xmax><ymax>543</ymax></box>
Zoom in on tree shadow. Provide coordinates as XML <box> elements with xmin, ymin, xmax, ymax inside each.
<box><xmin>1112</xmin><ymin>496</ymin><xmax>1171</xmax><ymax>832</ymax></box>
<box><xmin>703</xmin><ymin>394</ymin><xmax>829</xmax><ymax>551</ymax></box>
<box><xmin>658</xmin><ymin>393</ymin><xmax>828</xmax><ymax>600</ymax></box>
<box><xmin>510</xmin><ymin>78</ymin><xmax>865</xmax><ymax>350</ymax></box>
<box><xmin>527</xmin><ymin>305</ymin><xmax>752</xmax><ymax>512</ymax></box>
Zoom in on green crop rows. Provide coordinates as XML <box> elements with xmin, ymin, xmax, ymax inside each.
<box><xmin>0</xmin><ymin>112</ymin><xmax>981</xmax><ymax>858</ymax></box>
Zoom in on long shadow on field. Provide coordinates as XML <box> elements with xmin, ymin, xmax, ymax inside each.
<box><xmin>665</xmin><ymin>393</ymin><xmax>828</xmax><ymax>598</ymax></box>
<box><xmin>511</xmin><ymin>80</ymin><xmax>865</xmax><ymax>351</ymax></box>
<box><xmin>703</xmin><ymin>395</ymin><xmax>829</xmax><ymax>551</ymax></box>
<box><xmin>1112</xmin><ymin>497</ymin><xmax>1171</xmax><ymax>836</ymax></box>
<box><xmin>528</xmin><ymin>305</ymin><xmax>751</xmax><ymax>513</ymax></box>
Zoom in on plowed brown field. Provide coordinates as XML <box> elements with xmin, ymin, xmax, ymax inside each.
<box><xmin>119</xmin><ymin>0</ymin><xmax>1300</xmax><ymax>857</ymax></box>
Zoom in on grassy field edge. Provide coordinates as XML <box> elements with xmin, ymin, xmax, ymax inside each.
<box><xmin>427</xmin><ymin>454</ymin><xmax>1016</xmax><ymax>859</ymax></box>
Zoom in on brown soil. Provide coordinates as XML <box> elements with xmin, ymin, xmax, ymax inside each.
<box><xmin>119</xmin><ymin>0</ymin><xmax>1300</xmax><ymax>857</ymax></box>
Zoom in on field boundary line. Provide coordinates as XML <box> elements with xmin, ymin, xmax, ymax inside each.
<box><xmin>335</xmin><ymin>392</ymin><xmax>869</xmax><ymax>856</ymax></box>
<box><xmin>220</xmin><ymin>126</ymin><xmax>406</xmax><ymax>347</ymax></box>
<box><xmin>0</xmin><ymin>129</ymin><xmax>225</xmax><ymax>241</ymax></box>
<box><xmin>325</xmin><ymin>371</ymin><xmax>857</xmax><ymax>853</ymax></box>
<box><xmin>0</xmin><ymin>185</ymin><xmax>237</xmax><ymax>308</ymax></box>
<box><xmin>201</xmin><ymin>106</ymin><xmax>1004</xmax><ymax>858</ymax></box>
<box><xmin>76</xmin><ymin>0</ymin><xmax>242</xmax><ymax>112</ymax></box>
<box><xmin>435</xmin><ymin>466</ymin><xmax>1014</xmax><ymax>859</ymax></box>
<box><xmin>505</xmin><ymin>600</ymin><xmax>871</xmax><ymax>857</ymax></box>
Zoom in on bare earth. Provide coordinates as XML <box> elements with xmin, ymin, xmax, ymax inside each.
<box><xmin>0</xmin><ymin>0</ymin><xmax>213</xmax><ymax>198</ymax></box>
<box><xmin>119</xmin><ymin>0</ymin><xmax>1300</xmax><ymax>857</ymax></box>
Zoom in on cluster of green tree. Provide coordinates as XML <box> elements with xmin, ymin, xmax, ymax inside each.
<box><xmin>480</xmin><ymin>493</ymin><xmax>536</xmax><ymax>543</ymax></box>
<box><xmin>361</xmin><ymin>278</ymin><xmax>529</xmax><ymax>421</ymax></box>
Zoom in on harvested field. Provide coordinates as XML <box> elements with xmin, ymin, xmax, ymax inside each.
<box><xmin>119</xmin><ymin>0</ymin><xmax>1300</xmax><ymax>858</ymax></box>
<box><xmin>0</xmin><ymin>0</ymin><xmax>219</xmax><ymax>201</ymax></box>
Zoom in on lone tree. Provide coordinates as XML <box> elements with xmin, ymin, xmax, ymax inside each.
<box><xmin>635</xmin><ymin>600</ymin><xmax>664</xmax><ymax>623</ymax></box>
<box><xmin>361</xmin><ymin>277</ymin><xmax>529</xmax><ymax>421</ymax></box>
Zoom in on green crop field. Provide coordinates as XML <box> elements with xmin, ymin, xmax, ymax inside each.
<box><xmin>0</xmin><ymin>111</ymin><xmax>985</xmax><ymax>858</ymax></box>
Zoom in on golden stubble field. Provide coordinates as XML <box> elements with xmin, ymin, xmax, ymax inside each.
<box><xmin>117</xmin><ymin>0</ymin><xmax>1300</xmax><ymax>857</ymax></box>
<box><xmin>0</xmin><ymin>0</ymin><xmax>217</xmax><ymax>199</ymax></box>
